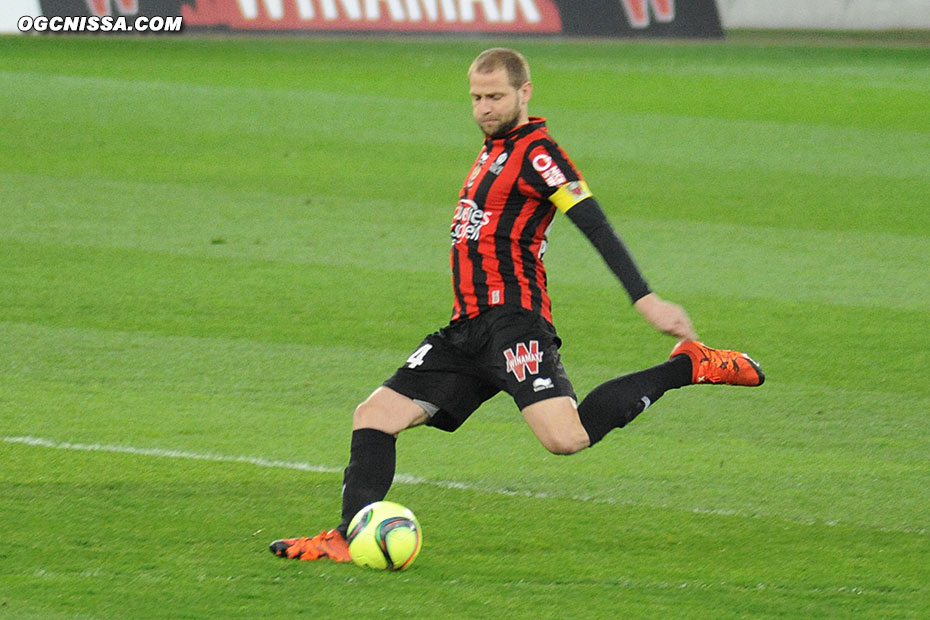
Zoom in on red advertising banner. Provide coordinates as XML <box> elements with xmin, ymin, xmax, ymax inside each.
<box><xmin>32</xmin><ymin>0</ymin><xmax>724</xmax><ymax>37</ymax></box>
<box><xmin>182</xmin><ymin>0</ymin><xmax>563</xmax><ymax>33</ymax></box>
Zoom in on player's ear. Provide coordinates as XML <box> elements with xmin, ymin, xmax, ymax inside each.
<box><xmin>519</xmin><ymin>81</ymin><xmax>533</xmax><ymax>106</ymax></box>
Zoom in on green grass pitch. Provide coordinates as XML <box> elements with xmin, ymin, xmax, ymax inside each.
<box><xmin>1</xmin><ymin>33</ymin><xmax>928</xmax><ymax>619</ymax></box>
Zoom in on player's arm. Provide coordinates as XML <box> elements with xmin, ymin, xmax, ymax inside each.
<box><xmin>550</xmin><ymin>181</ymin><xmax>649</xmax><ymax>302</ymax></box>
<box><xmin>551</xmin><ymin>182</ymin><xmax>698</xmax><ymax>340</ymax></box>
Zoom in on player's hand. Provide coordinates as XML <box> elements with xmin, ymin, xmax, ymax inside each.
<box><xmin>633</xmin><ymin>293</ymin><xmax>699</xmax><ymax>341</ymax></box>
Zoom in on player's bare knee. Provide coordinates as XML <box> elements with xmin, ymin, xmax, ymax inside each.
<box><xmin>352</xmin><ymin>388</ymin><xmax>430</xmax><ymax>434</ymax></box>
<box><xmin>352</xmin><ymin>399</ymin><xmax>394</xmax><ymax>432</ymax></box>
<box><xmin>540</xmin><ymin>433</ymin><xmax>588</xmax><ymax>456</ymax></box>
<box><xmin>351</xmin><ymin>400</ymin><xmax>376</xmax><ymax>428</ymax></box>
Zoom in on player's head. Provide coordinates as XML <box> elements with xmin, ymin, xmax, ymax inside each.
<box><xmin>469</xmin><ymin>47</ymin><xmax>531</xmax><ymax>89</ymax></box>
<box><xmin>468</xmin><ymin>48</ymin><xmax>533</xmax><ymax>139</ymax></box>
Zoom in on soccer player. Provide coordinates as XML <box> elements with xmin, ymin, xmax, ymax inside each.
<box><xmin>270</xmin><ymin>48</ymin><xmax>764</xmax><ymax>562</ymax></box>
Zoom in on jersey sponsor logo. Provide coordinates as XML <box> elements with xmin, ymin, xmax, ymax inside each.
<box><xmin>451</xmin><ymin>198</ymin><xmax>492</xmax><ymax>244</ymax></box>
<box><xmin>618</xmin><ymin>0</ymin><xmax>674</xmax><ymax>28</ymax></box>
<box><xmin>466</xmin><ymin>167</ymin><xmax>480</xmax><ymax>190</ymax></box>
<box><xmin>531</xmin><ymin>151</ymin><xmax>567</xmax><ymax>187</ymax></box>
<box><xmin>489</xmin><ymin>152</ymin><xmax>509</xmax><ymax>175</ymax></box>
<box><xmin>503</xmin><ymin>340</ymin><xmax>542</xmax><ymax>382</ymax></box>
<box><xmin>466</xmin><ymin>150</ymin><xmax>489</xmax><ymax>189</ymax></box>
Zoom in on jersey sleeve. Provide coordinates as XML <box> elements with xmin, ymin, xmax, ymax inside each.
<box><xmin>524</xmin><ymin>137</ymin><xmax>650</xmax><ymax>303</ymax></box>
<box><xmin>565</xmin><ymin>197</ymin><xmax>651</xmax><ymax>303</ymax></box>
<box><xmin>523</xmin><ymin>140</ymin><xmax>585</xmax><ymax>202</ymax></box>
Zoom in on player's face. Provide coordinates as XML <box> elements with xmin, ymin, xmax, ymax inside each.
<box><xmin>469</xmin><ymin>68</ymin><xmax>531</xmax><ymax>139</ymax></box>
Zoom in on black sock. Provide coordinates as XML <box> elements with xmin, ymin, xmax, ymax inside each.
<box><xmin>337</xmin><ymin>428</ymin><xmax>397</xmax><ymax>537</ymax></box>
<box><xmin>577</xmin><ymin>356</ymin><xmax>692</xmax><ymax>446</ymax></box>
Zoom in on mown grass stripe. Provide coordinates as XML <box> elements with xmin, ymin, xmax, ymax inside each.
<box><xmin>5</xmin><ymin>435</ymin><xmax>927</xmax><ymax>538</ymax></box>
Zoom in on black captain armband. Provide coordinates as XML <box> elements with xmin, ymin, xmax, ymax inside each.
<box><xmin>553</xmin><ymin>188</ymin><xmax>651</xmax><ymax>303</ymax></box>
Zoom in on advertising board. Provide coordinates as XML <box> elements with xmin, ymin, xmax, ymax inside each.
<box><xmin>8</xmin><ymin>0</ymin><xmax>723</xmax><ymax>37</ymax></box>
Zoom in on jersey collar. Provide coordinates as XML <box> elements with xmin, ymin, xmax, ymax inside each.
<box><xmin>484</xmin><ymin>116</ymin><xmax>547</xmax><ymax>147</ymax></box>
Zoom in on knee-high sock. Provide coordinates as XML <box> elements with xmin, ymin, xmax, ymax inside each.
<box><xmin>577</xmin><ymin>356</ymin><xmax>691</xmax><ymax>446</ymax></box>
<box><xmin>337</xmin><ymin>428</ymin><xmax>396</xmax><ymax>536</ymax></box>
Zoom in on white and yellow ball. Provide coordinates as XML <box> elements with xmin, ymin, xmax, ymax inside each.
<box><xmin>346</xmin><ymin>501</ymin><xmax>422</xmax><ymax>571</ymax></box>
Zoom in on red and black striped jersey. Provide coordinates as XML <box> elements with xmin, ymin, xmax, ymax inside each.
<box><xmin>450</xmin><ymin>117</ymin><xmax>593</xmax><ymax>323</ymax></box>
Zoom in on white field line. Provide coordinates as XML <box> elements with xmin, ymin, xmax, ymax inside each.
<box><xmin>3</xmin><ymin>435</ymin><xmax>343</xmax><ymax>474</ymax></box>
<box><xmin>3</xmin><ymin>435</ymin><xmax>926</xmax><ymax>537</ymax></box>
<box><xmin>1</xmin><ymin>435</ymin><xmax>536</xmax><ymax>495</ymax></box>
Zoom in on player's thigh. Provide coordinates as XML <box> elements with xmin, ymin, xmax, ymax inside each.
<box><xmin>384</xmin><ymin>331</ymin><xmax>499</xmax><ymax>433</ymax></box>
<box><xmin>353</xmin><ymin>386</ymin><xmax>431</xmax><ymax>434</ymax></box>
<box><xmin>485</xmin><ymin>309</ymin><xmax>578</xmax><ymax>412</ymax></box>
<box><xmin>521</xmin><ymin>396</ymin><xmax>590</xmax><ymax>455</ymax></box>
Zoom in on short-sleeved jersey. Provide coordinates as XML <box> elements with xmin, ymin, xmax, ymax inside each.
<box><xmin>450</xmin><ymin>117</ymin><xmax>592</xmax><ymax>324</ymax></box>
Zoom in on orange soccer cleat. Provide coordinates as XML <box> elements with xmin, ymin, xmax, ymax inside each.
<box><xmin>269</xmin><ymin>529</ymin><xmax>352</xmax><ymax>563</ymax></box>
<box><xmin>670</xmin><ymin>340</ymin><xmax>764</xmax><ymax>387</ymax></box>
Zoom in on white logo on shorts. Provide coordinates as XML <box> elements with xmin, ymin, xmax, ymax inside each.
<box><xmin>532</xmin><ymin>377</ymin><xmax>554</xmax><ymax>392</ymax></box>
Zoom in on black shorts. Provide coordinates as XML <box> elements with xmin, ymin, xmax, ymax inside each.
<box><xmin>383</xmin><ymin>307</ymin><xmax>576</xmax><ymax>432</ymax></box>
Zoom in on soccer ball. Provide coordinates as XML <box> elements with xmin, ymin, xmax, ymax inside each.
<box><xmin>346</xmin><ymin>501</ymin><xmax>422</xmax><ymax>571</ymax></box>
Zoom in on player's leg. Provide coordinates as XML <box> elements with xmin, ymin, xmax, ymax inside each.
<box><xmin>574</xmin><ymin>356</ymin><xmax>692</xmax><ymax>446</ymax></box>
<box><xmin>520</xmin><ymin>338</ymin><xmax>763</xmax><ymax>450</ymax></box>
<box><xmin>352</xmin><ymin>385</ymin><xmax>432</xmax><ymax>433</ymax></box>
<box><xmin>270</xmin><ymin>325</ymin><xmax>496</xmax><ymax>563</ymax></box>
<box><xmin>268</xmin><ymin>387</ymin><xmax>428</xmax><ymax>563</ymax></box>
<box><xmin>338</xmin><ymin>387</ymin><xmax>430</xmax><ymax>538</ymax></box>
<box><xmin>337</xmin><ymin>324</ymin><xmax>499</xmax><ymax>539</ymax></box>
<box><xmin>571</xmin><ymin>341</ymin><xmax>765</xmax><ymax>447</ymax></box>
<box><xmin>516</xmin><ymin>355</ymin><xmax>691</xmax><ymax>453</ymax></box>
<box><xmin>520</xmin><ymin>396</ymin><xmax>589</xmax><ymax>455</ymax></box>
<box><xmin>490</xmin><ymin>308</ymin><xmax>684</xmax><ymax>452</ymax></box>
<box><xmin>488</xmin><ymin>309</ymin><xmax>588</xmax><ymax>453</ymax></box>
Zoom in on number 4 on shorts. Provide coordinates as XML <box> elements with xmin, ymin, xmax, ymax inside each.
<box><xmin>405</xmin><ymin>344</ymin><xmax>433</xmax><ymax>369</ymax></box>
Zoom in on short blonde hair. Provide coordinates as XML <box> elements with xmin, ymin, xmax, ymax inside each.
<box><xmin>468</xmin><ymin>48</ymin><xmax>530</xmax><ymax>89</ymax></box>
